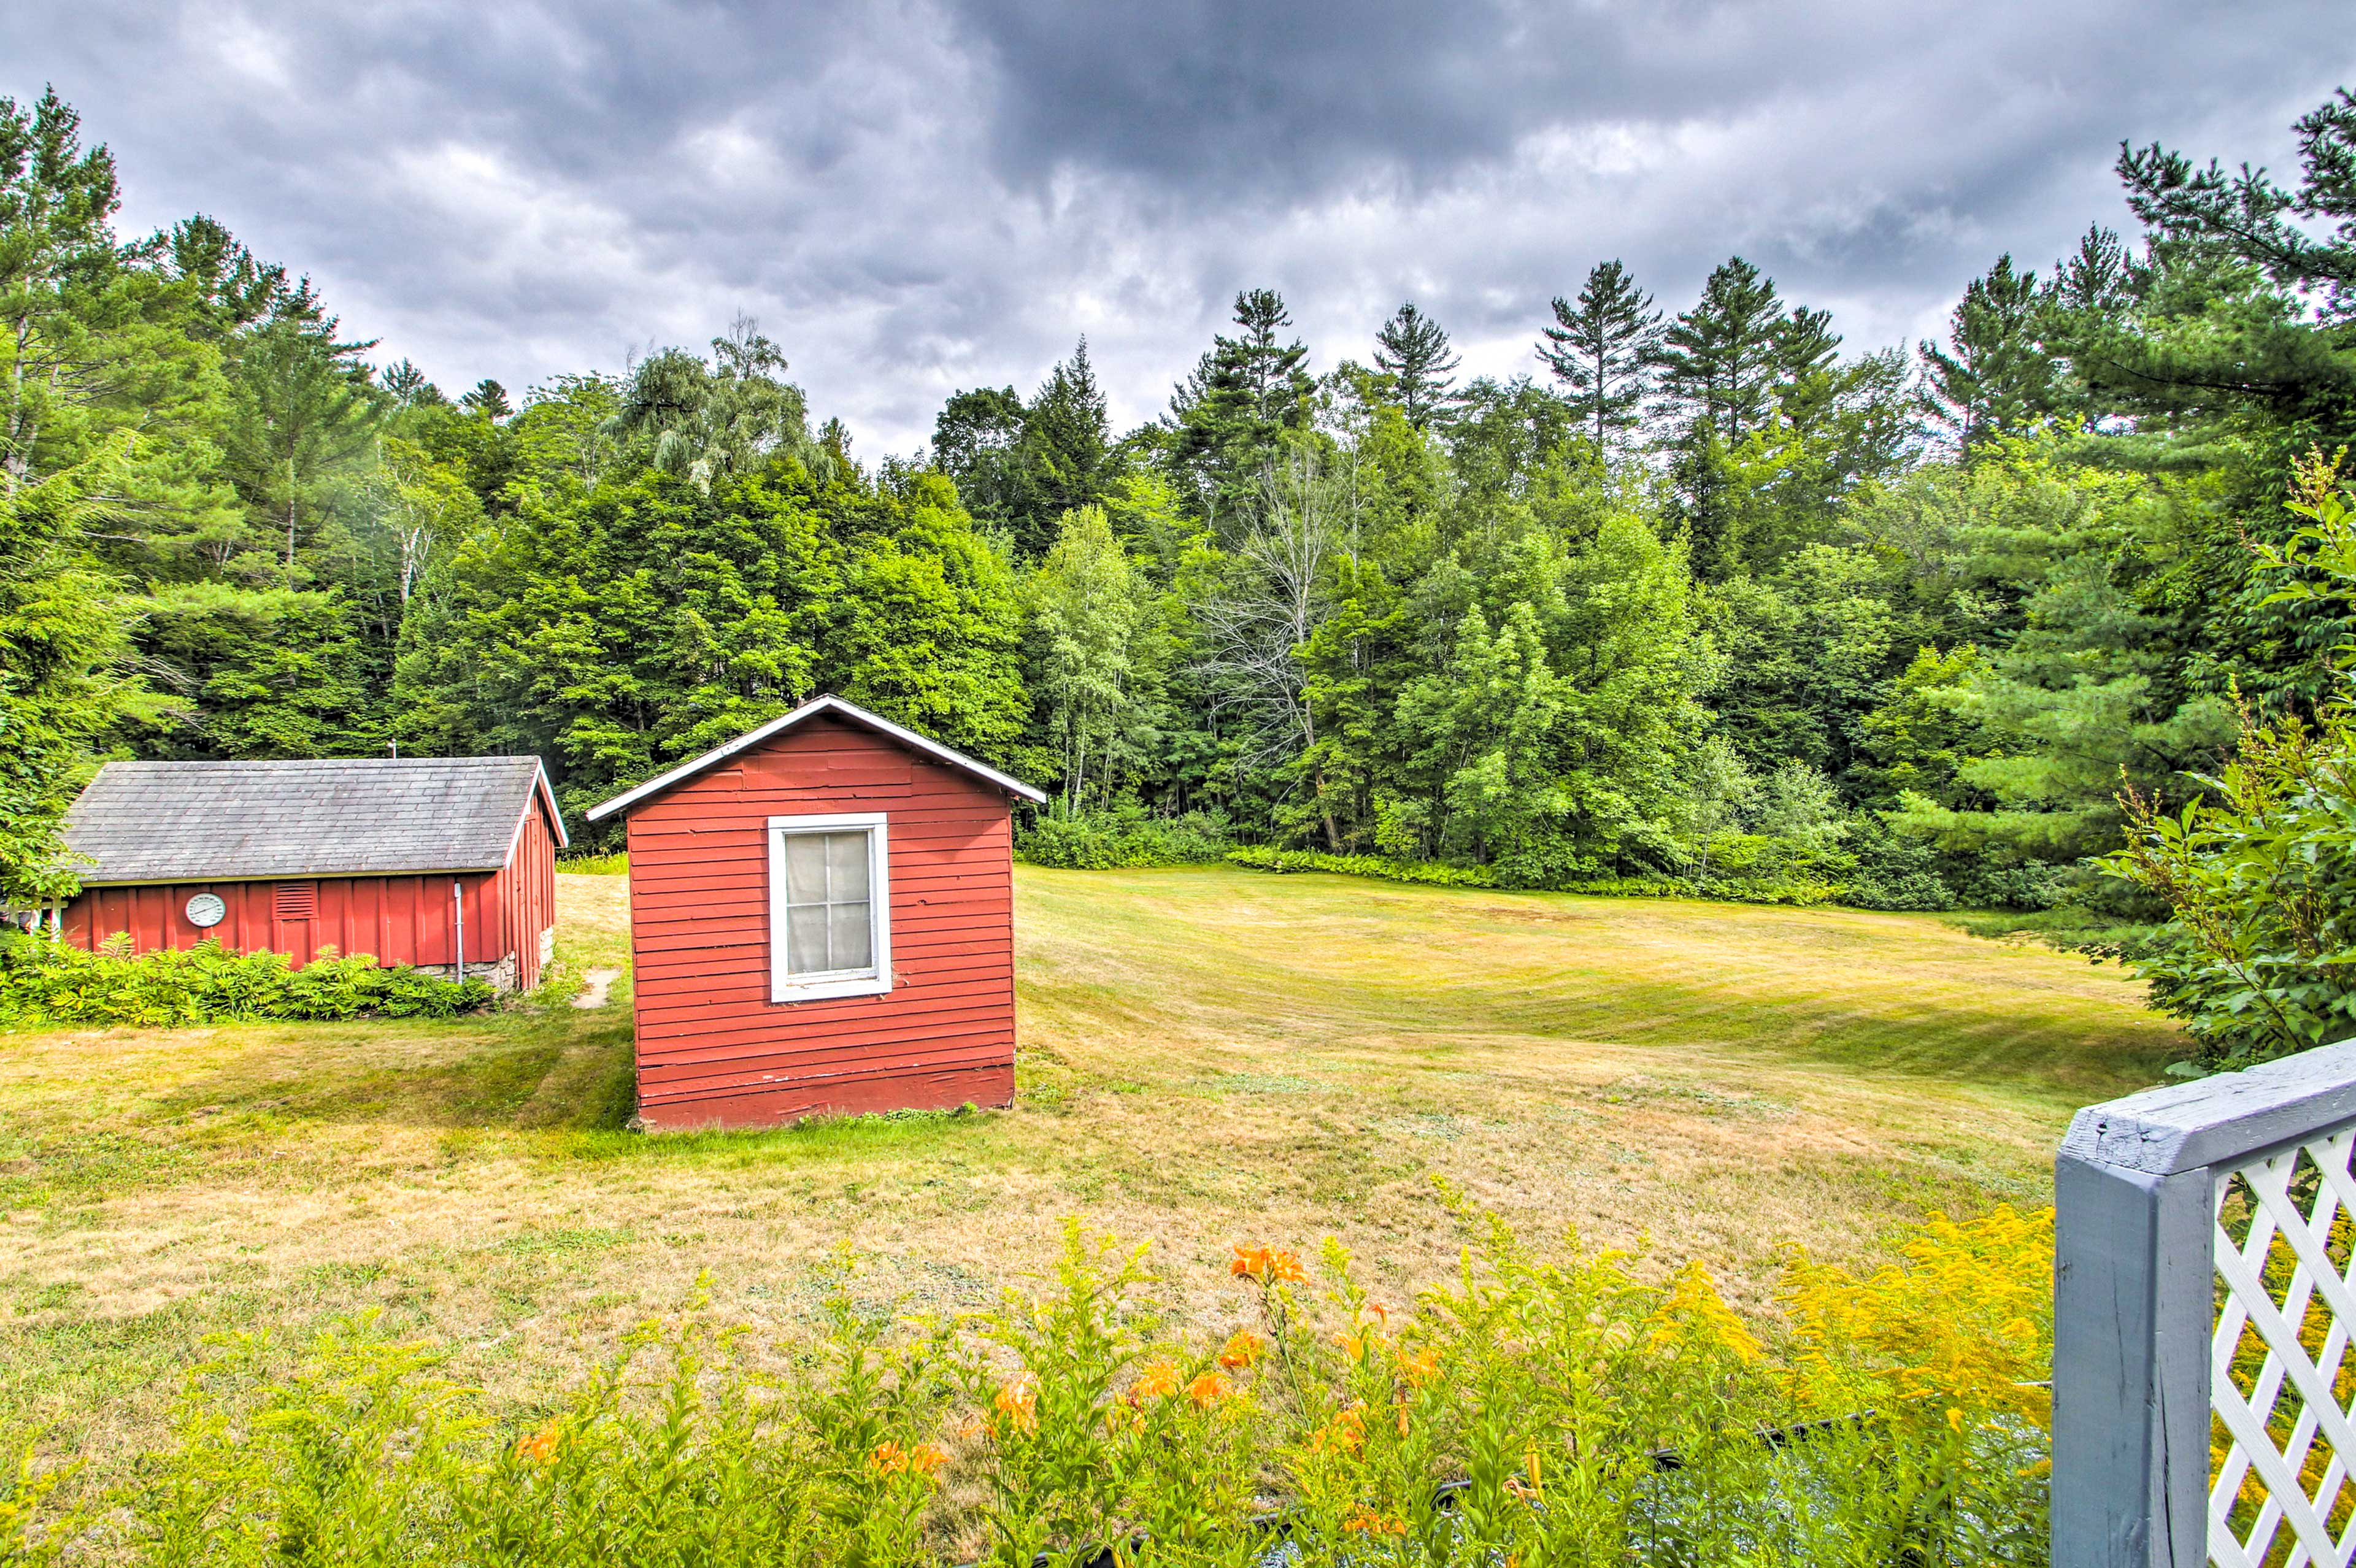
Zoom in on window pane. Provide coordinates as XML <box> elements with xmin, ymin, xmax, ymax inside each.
<box><xmin>786</xmin><ymin>905</ymin><xmax>830</xmax><ymax>974</ymax></box>
<box><xmin>784</xmin><ymin>834</ymin><xmax>828</xmax><ymax>904</ymax></box>
<box><xmin>830</xmin><ymin>901</ymin><xmax>872</xmax><ymax>970</ymax></box>
<box><xmin>825</xmin><ymin>831</ymin><xmax>869</xmax><ymax>900</ymax></box>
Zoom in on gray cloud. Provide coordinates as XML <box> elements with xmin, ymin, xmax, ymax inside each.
<box><xmin>5</xmin><ymin>1</ymin><xmax>2350</xmax><ymax>452</ymax></box>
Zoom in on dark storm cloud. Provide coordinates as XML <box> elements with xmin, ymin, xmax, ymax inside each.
<box><xmin>4</xmin><ymin>1</ymin><xmax>2351</xmax><ymax>450</ymax></box>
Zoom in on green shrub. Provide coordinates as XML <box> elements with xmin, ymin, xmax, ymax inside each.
<box><xmin>559</xmin><ymin>852</ymin><xmax>631</xmax><ymax>875</ymax></box>
<box><xmin>2100</xmin><ymin>458</ymin><xmax>2356</xmax><ymax>1069</ymax></box>
<box><xmin>1225</xmin><ymin>847</ymin><xmax>1499</xmax><ymax>886</ymax></box>
<box><xmin>1225</xmin><ymin>847</ymin><xmax>1853</xmax><ymax>906</ymax></box>
<box><xmin>7</xmin><ymin>1204</ymin><xmax>2052</xmax><ymax>1566</ymax></box>
<box><xmin>1019</xmin><ymin>808</ymin><xmax>1231</xmax><ymax>869</ymax></box>
<box><xmin>0</xmin><ymin>936</ymin><xmax>495</xmax><ymax>1028</ymax></box>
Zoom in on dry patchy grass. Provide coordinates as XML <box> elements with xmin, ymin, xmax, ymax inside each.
<box><xmin>0</xmin><ymin>864</ymin><xmax>2174</xmax><ymax>1479</ymax></box>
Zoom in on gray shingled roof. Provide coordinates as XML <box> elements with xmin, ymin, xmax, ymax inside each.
<box><xmin>62</xmin><ymin>758</ymin><xmax>561</xmax><ymax>885</ymax></box>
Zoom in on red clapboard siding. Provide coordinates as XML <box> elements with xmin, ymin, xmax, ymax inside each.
<box><xmin>620</xmin><ymin>710</ymin><xmax>1020</xmax><ymax>1131</ymax></box>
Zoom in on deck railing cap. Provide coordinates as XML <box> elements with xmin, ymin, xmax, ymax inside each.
<box><xmin>2060</xmin><ymin>1036</ymin><xmax>2356</xmax><ymax>1177</ymax></box>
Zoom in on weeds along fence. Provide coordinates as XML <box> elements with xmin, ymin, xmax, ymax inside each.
<box><xmin>2053</xmin><ymin>1038</ymin><xmax>2356</xmax><ymax>1567</ymax></box>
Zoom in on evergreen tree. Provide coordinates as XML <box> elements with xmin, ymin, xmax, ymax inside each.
<box><xmin>1372</xmin><ymin>301</ymin><xmax>1461</xmax><ymax>429</ymax></box>
<box><xmin>377</xmin><ymin>359</ymin><xmax>445</xmax><ymax>410</ymax></box>
<box><xmin>0</xmin><ymin>86</ymin><xmax>125</xmax><ymax>499</ymax></box>
<box><xmin>1169</xmin><ymin>288</ymin><xmax>1315</xmax><ymax>529</ymax></box>
<box><xmin>1917</xmin><ymin>255</ymin><xmax>2057</xmax><ymax>453</ymax></box>
<box><xmin>1537</xmin><ymin>260</ymin><xmax>1662</xmax><ymax>449</ymax></box>
<box><xmin>222</xmin><ymin>312</ymin><xmax>382</xmax><ymax>567</ymax></box>
<box><xmin>1652</xmin><ymin>257</ymin><xmax>1787</xmax><ymax>444</ymax></box>
<box><xmin>1012</xmin><ymin>338</ymin><xmax>1112</xmax><ymax>551</ymax></box>
<box><xmin>459</xmin><ymin>378</ymin><xmax>512</xmax><ymax>421</ymax></box>
<box><xmin>163</xmin><ymin>213</ymin><xmax>310</xmax><ymax>337</ymax></box>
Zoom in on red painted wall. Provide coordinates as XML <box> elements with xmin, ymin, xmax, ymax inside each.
<box><xmin>61</xmin><ymin>793</ymin><xmax>562</xmax><ymax>988</ymax></box>
<box><xmin>622</xmin><ymin>712</ymin><xmax>1017</xmax><ymax>1130</ymax></box>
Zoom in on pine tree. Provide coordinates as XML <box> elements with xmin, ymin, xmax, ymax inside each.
<box><xmin>1372</xmin><ymin>302</ymin><xmax>1461</xmax><ymax>429</ymax></box>
<box><xmin>460</xmin><ymin>379</ymin><xmax>512</xmax><ymax>421</ymax></box>
<box><xmin>1536</xmin><ymin>261</ymin><xmax>1662</xmax><ymax>448</ymax></box>
<box><xmin>1170</xmin><ymin>288</ymin><xmax>1315</xmax><ymax>528</ymax></box>
<box><xmin>1651</xmin><ymin>257</ymin><xmax>1787</xmax><ymax>444</ymax></box>
<box><xmin>223</xmin><ymin>313</ymin><xmax>382</xmax><ymax>567</ymax></box>
<box><xmin>1917</xmin><ymin>255</ymin><xmax>2056</xmax><ymax>453</ymax></box>
<box><xmin>1012</xmin><ymin>337</ymin><xmax>1112</xmax><ymax>551</ymax></box>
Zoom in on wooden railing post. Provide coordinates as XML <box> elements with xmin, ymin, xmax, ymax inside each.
<box><xmin>2051</xmin><ymin>1039</ymin><xmax>2356</xmax><ymax>1568</ymax></box>
<box><xmin>2052</xmin><ymin>1153</ymin><xmax>2213</xmax><ymax>1567</ymax></box>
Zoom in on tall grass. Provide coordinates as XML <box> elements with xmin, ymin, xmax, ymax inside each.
<box><xmin>7</xmin><ymin>1201</ymin><xmax>2052</xmax><ymax>1566</ymax></box>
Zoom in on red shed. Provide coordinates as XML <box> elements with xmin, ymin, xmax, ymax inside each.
<box><xmin>586</xmin><ymin>694</ymin><xmax>1045</xmax><ymax>1131</ymax></box>
<box><xmin>56</xmin><ymin>757</ymin><xmax>566</xmax><ymax>991</ymax></box>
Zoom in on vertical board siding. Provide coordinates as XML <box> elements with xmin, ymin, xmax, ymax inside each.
<box><xmin>59</xmin><ymin>789</ymin><xmax>562</xmax><ymax>988</ymax></box>
<box><xmin>623</xmin><ymin>712</ymin><xmax>1018</xmax><ymax>1130</ymax></box>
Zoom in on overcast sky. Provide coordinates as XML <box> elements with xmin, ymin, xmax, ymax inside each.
<box><xmin>7</xmin><ymin>2</ymin><xmax>2350</xmax><ymax>454</ymax></box>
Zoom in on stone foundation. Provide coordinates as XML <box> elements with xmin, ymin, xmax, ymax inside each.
<box><xmin>410</xmin><ymin>950</ymin><xmax>520</xmax><ymax>991</ymax></box>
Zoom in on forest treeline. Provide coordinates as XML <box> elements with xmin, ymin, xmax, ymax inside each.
<box><xmin>8</xmin><ymin>85</ymin><xmax>2356</xmax><ymax>939</ymax></box>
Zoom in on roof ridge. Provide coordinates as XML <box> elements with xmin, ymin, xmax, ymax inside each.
<box><xmin>587</xmin><ymin>693</ymin><xmax>1044</xmax><ymax>821</ymax></box>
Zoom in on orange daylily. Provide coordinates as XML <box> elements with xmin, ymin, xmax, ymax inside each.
<box><xmin>1129</xmin><ymin>1360</ymin><xmax>1181</xmax><ymax>1404</ymax></box>
<box><xmin>868</xmin><ymin>1440</ymin><xmax>948</xmax><ymax>1478</ymax></box>
<box><xmin>1312</xmin><ymin>1403</ymin><xmax>1368</xmax><ymax>1455</ymax></box>
<box><xmin>1343</xmin><ymin>1507</ymin><xmax>1409</xmax><ymax>1537</ymax></box>
<box><xmin>1395</xmin><ymin>1345</ymin><xmax>1441</xmax><ymax>1387</ymax></box>
<box><xmin>1186</xmin><ymin>1369</ymin><xmax>1233</xmax><ymax>1407</ymax></box>
<box><xmin>1218</xmin><ymin>1329</ymin><xmax>1266</xmax><ymax>1369</ymax></box>
<box><xmin>514</xmin><ymin>1421</ymin><xmax>560</xmax><ymax>1464</ymax></box>
<box><xmin>991</xmin><ymin>1382</ymin><xmax>1038</xmax><ymax>1434</ymax></box>
<box><xmin>1230</xmin><ymin>1245</ymin><xmax>1307</xmax><ymax>1285</ymax></box>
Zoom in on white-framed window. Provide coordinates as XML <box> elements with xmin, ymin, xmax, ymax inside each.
<box><xmin>767</xmin><ymin>812</ymin><xmax>892</xmax><ymax>1002</ymax></box>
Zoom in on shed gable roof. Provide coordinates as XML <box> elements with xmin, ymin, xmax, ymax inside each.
<box><xmin>63</xmin><ymin>756</ymin><xmax>565</xmax><ymax>885</ymax></box>
<box><xmin>585</xmin><ymin>694</ymin><xmax>1045</xmax><ymax>822</ymax></box>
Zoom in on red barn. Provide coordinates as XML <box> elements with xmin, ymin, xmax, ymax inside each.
<box><xmin>586</xmin><ymin>694</ymin><xmax>1044</xmax><ymax>1131</ymax></box>
<box><xmin>57</xmin><ymin>757</ymin><xmax>566</xmax><ymax>991</ymax></box>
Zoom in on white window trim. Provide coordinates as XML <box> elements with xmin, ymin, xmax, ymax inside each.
<box><xmin>767</xmin><ymin>812</ymin><xmax>892</xmax><ymax>1002</ymax></box>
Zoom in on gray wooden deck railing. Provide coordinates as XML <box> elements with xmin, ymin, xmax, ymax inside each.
<box><xmin>2054</xmin><ymin>1038</ymin><xmax>2356</xmax><ymax>1567</ymax></box>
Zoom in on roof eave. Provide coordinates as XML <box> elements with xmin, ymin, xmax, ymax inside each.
<box><xmin>586</xmin><ymin>694</ymin><xmax>1047</xmax><ymax>822</ymax></box>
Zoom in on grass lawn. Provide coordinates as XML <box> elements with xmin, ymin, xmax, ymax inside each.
<box><xmin>0</xmin><ymin>864</ymin><xmax>2175</xmax><ymax>1476</ymax></box>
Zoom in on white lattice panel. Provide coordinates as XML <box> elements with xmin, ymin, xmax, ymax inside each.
<box><xmin>2211</xmin><ymin>1126</ymin><xmax>2356</xmax><ymax>1568</ymax></box>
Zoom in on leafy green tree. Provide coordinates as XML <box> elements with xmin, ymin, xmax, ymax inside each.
<box><xmin>459</xmin><ymin>378</ymin><xmax>512</xmax><ymax>421</ymax></box>
<box><xmin>933</xmin><ymin>384</ymin><xmax>1025</xmax><ymax>528</ymax></box>
<box><xmin>1029</xmin><ymin>505</ymin><xmax>1155</xmax><ymax>809</ymax></box>
<box><xmin>1703</xmin><ymin>544</ymin><xmax>1899</xmax><ymax>777</ymax></box>
<box><xmin>142</xmin><ymin>580</ymin><xmax>375</xmax><ymax>758</ymax></box>
<box><xmin>1884</xmin><ymin>445</ymin><xmax>2236</xmax><ymax>873</ymax></box>
<box><xmin>607</xmin><ymin>318</ymin><xmax>816</xmax><ymax>493</ymax></box>
<box><xmin>0</xmin><ymin>452</ymin><xmax>152</xmax><ymax>898</ymax></box>
<box><xmin>0</xmin><ymin>87</ymin><xmax>123</xmax><ymax>501</ymax></box>
<box><xmin>1538</xmin><ymin>260</ymin><xmax>1662</xmax><ymax>451</ymax></box>
<box><xmin>834</xmin><ymin>476</ymin><xmax>1027</xmax><ymax>763</ymax></box>
<box><xmin>1371</xmin><ymin>302</ymin><xmax>1461</xmax><ymax>429</ymax></box>
<box><xmin>371</xmin><ymin>435</ymin><xmax>482</xmax><ymax>604</ymax></box>
<box><xmin>1850</xmin><ymin>644</ymin><xmax>1996</xmax><ymax>810</ymax></box>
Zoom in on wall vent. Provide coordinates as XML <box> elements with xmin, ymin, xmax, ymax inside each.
<box><xmin>274</xmin><ymin>882</ymin><xmax>318</xmax><ymax>920</ymax></box>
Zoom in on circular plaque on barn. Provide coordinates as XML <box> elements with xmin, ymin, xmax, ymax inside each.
<box><xmin>185</xmin><ymin>892</ymin><xmax>226</xmax><ymax>929</ymax></box>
